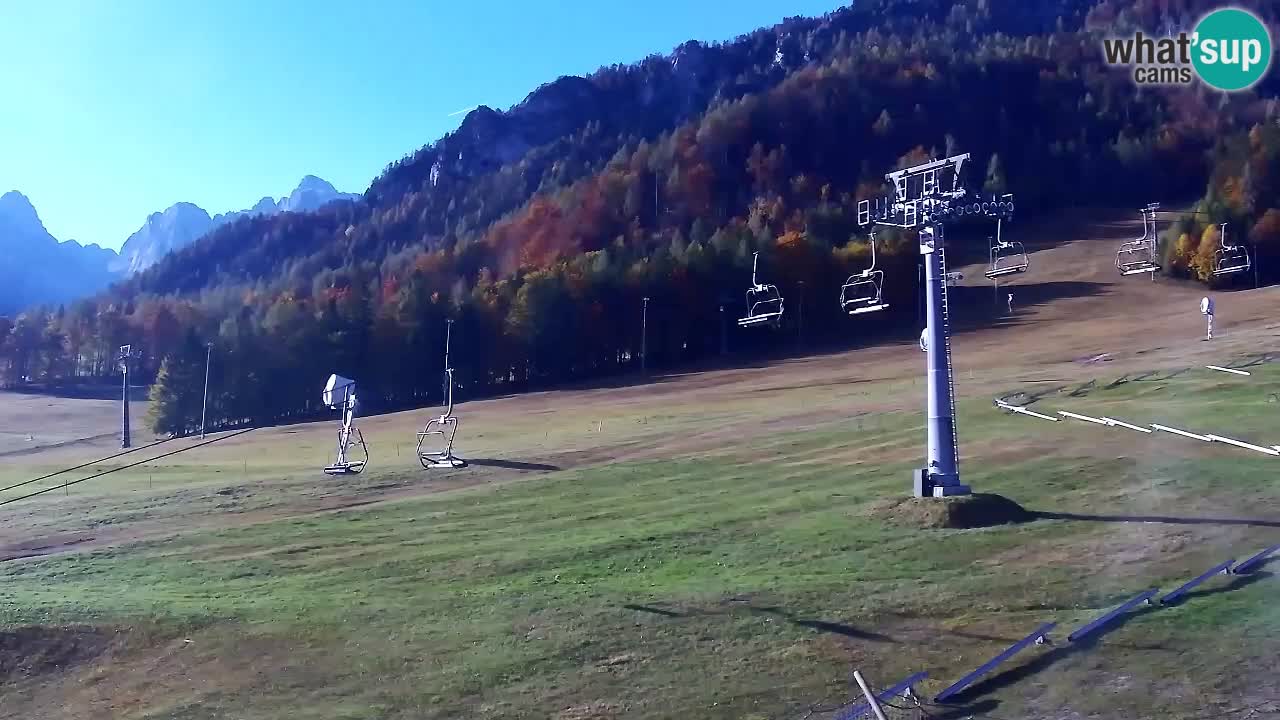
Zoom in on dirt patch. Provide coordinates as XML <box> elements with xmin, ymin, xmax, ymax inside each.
<box><xmin>0</xmin><ymin>533</ymin><xmax>96</xmax><ymax>562</ymax></box>
<box><xmin>0</xmin><ymin>625</ymin><xmax>121</xmax><ymax>679</ymax></box>
<box><xmin>870</xmin><ymin>493</ymin><xmax>1032</xmax><ymax>529</ymax></box>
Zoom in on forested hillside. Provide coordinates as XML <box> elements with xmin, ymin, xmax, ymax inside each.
<box><xmin>3</xmin><ymin>0</ymin><xmax>1279</xmax><ymax>436</ymax></box>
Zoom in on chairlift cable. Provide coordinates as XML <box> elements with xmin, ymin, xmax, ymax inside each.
<box><xmin>0</xmin><ymin>428</ymin><xmax>255</xmax><ymax>508</ymax></box>
<box><xmin>0</xmin><ymin>434</ymin><xmax>181</xmax><ymax>495</ymax></box>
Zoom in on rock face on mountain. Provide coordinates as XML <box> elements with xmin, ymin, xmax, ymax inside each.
<box><xmin>0</xmin><ymin>191</ymin><xmax>120</xmax><ymax>314</ymax></box>
<box><xmin>113</xmin><ymin>202</ymin><xmax>214</xmax><ymax>275</ymax></box>
<box><xmin>279</xmin><ymin>175</ymin><xmax>358</xmax><ymax>213</ymax></box>
<box><xmin>0</xmin><ymin>175</ymin><xmax>359</xmax><ymax>313</ymax></box>
<box><xmin>115</xmin><ymin>176</ymin><xmax>358</xmax><ymax>275</ymax></box>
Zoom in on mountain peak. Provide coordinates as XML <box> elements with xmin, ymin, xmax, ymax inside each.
<box><xmin>295</xmin><ymin>175</ymin><xmax>337</xmax><ymax>193</ymax></box>
<box><xmin>280</xmin><ymin>175</ymin><xmax>356</xmax><ymax>214</ymax></box>
<box><xmin>0</xmin><ymin>192</ymin><xmax>119</xmax><ymax>313</ymax></box>
<box><xmin>0</xmin><ymin>190</ymin><xmax>41</xmax><ymax>225</ymax></box>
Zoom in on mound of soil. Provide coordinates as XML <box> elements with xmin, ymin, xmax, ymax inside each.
<box><xmin>870</xmin><ymin>493</ymin><xmax>1032</xmax><ymax>529</ymax></box>
<box><xmin>0</xmin><ymin>625</ymin><xmax>119</xmax><ymax>678</ymax></box>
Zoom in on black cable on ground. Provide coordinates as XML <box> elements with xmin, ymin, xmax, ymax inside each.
<box><xmin>0</xmin><ymin>428</ymin><xmax>255</xmax><ymax>507</ymax></box>
<box><xmin>0</xmin><ymin>434</ymin><xmax>181</xmax><ymax>495</ymax></box>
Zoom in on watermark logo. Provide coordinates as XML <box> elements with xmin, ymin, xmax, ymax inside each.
<box><xmin>1102</xmin><ymin>7</ymin><xmax>1273</xmax><ymax>91</ymax></box>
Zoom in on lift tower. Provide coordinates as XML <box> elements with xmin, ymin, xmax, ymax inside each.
<box><xmin>117</xmin><ymin>344</ymin><xmax>141</xmax><ymax>448</ymax></box>
<box><xmin>858</xmin><ymin>153</ymin><xmax>1015</xmax><ymax>497</ymax></box>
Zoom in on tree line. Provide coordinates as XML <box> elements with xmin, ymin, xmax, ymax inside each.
<box><xmin>2</xmin><ymin>0</ymin><xmax>1278</xmax><ymax>436</ymax></box>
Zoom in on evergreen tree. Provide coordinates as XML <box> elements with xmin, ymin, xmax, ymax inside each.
<box><xmin>148</xmin><ymin>331</ymin><xmax>207</xmax><ymax>436</ymax></box>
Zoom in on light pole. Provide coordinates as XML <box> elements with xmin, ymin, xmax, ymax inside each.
<box><xmin>641</xmin><ymin>297</ymin><xmax>649</xmax><ymax>373</ymax></box>
<box><xmin>445</xmin><ymin>319</ymin><xmax>453</xmax><ymax>370</ymax></box>
<box><xmin>719</xmin><ymin>304</ymin><xmax>727</xmax><ymax>356</ymax></box>
<box><xmin>117</xmin><ymin>344</ymin><xmax>139</xmax><ymax>448</ymax></box>
<box><xmin>443</xmin><ymin>319</ymin><xmax>454</xmax><ymax>406</ymax></box>
<box><xmin>200</xmin><ymin>342</ymin><xmax>212</xmax><ymax>438</ymax></box>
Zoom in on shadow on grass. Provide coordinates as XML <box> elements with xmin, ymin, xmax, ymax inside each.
<box><xmin>938</xmin><ymin>570</ymin><xmax>1274</xmax><ymax>705</ymax></box>
<box><xmin>938</xmin><ymin>605</ymin><xmax>1158</xmax><ymax>705</ymax></box>
<box><xmin>1032</xmin><ymin>511</ymin><xmax>1280</xmax><ymax>529</ymax></box>
<box><xmin>1168</xmin><ymin>570</ymin><xmax>1271</xmax><ymax>604</ymax></box>
<box><xmin>464</xmin><ymin>459</ymin><xmax>561</xmax><ymax>472</ymax></box>
<box><xmin>748</xmin><ymin>606</ymin><xmax>896</xmax><ymax>642</ymax></box>
<box><xmin>620</xmin><ymin>603</ymin><xmax>895</xmax><ymax>642</ymax></box>
<box><xmin>622</xmin><ymin>604</ymin><xmax>685</xmax><ymax>618</ymax></box>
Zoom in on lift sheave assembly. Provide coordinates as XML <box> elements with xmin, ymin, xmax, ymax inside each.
<box><xmin>737</xmin><ymin>251</ymin><xmax>785</xmax><ymax>328</ymax></box>
<box><xmin>322</xmin><ymin>373</ymin><xmax>368</xmax><ymax>475</ymax></box>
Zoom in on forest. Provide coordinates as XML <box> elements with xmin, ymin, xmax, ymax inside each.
<box><xmin>3</xmin><ymin>0</ymin><xmax>1280</xmax><ymax>436</ymax></box>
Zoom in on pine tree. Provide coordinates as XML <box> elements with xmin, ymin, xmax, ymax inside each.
<box><xmin>148</xmin><ymin>331</ymin><xmax>206</xmax><ymax>436</ymax></box>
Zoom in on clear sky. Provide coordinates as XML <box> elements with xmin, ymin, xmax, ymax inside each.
<box><xmin>0</xmin><ymin>0</ymin><xmax>843</xmax><ymax>250</ymax></box>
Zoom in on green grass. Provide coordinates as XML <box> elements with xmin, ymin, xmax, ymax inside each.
<box><xmin>1</xmin><ymin>364</ymin><xmax>1279</xmax><ymax>719</ymax></box>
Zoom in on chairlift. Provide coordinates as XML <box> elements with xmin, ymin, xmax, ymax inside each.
<box><xmin>417</xmin><ymin>368</ymin><xmax>466</xmax><ymax>468</ymax></box>
<box><xmin>1211</xmin><ymin>223</ymin><xmax>1251</xmax><ymax>277</ymax></box>
<box><xmin>840</xmin><ymin>231</ymin><xmax>889</xmax><ymax>315</ymax></box>
<box><xmin>737</xmin><ymin>251</ymin><xmax>785</xmax><ymax>328</ymax></box>
<box><xmin>1116</xmin><ymin>203</ymin><xmax>1161</xmax><ymax>276</ymax></box>
<box><xmin>322</xmin><ymin>374</ymin><xmax>368</xmax><ymax>475</ymax></box>
<box><xmin>984</xmin><ymin>218</ymin><xmax>1028</xmax><ymax>279</ymax></box>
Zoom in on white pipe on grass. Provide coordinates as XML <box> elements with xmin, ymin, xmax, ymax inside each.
<box><xmin>1206</xmin><ymin>365</ymin><xmax>1251</xmax><ymax>376</ymax></box>
<box><xmin>997</xmin><ymin>403</ymin><xmax>1061</xmax><ymax>422</ymax></box>
<box><xmin>1102</xmin><ymin>417</ymin><xmax>1153</xmax><ymax>433</ymax></box>
<box><xmin>1151</xmin><ymin>423</ymin><xmax>1212</xmax><ymax>442</ymax></box>
<box><xmin>1059</xmin><ymin>410</ymin><xmax>1108</xmax><ymax>425</ymax></box>
<box><xmin>1206</xmin><ymin>434</ymin><xmax>1280</xmax><ymax>456</ymax></box>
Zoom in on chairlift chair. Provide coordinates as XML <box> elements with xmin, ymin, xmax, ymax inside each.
<box><xmin>737</xmin><ymin>251</ymin><xmax>785</xmax><ymax>327</ymax></box>
<box><xmin>322</xmin><ymin>374</ymin><xmax>368</xmax><ymax>475</ymax></box>
<box><xmin>984</xmin><ymin>218</ymin><xmax>1029</xmax><ymax>279</ymax></box>
<box><xmin>417</xmin><ymin>368</ymin><xmax>465</xmax><ymax>468</ymax></box>
<box><xmin>1211</xmin><ymin>223</ymin><xmax>1251</xmax><ymax>277</ymax></box>
<box><xmin>1116</xmin><ymin>204</ymin><xmax>1161</xmax><ymax>276</ymax></box>
<box><xmin>840</xmin><ymin>232</ymin><xmax>889</xmax><ymax>316</ymax></box>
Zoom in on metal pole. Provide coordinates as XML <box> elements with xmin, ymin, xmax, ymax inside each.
<box><xmin>917</xmin><ymin>263</ymin><xmax>924</xmax><ymax>328</ymax></box>
<box><xmin>442</xmin><ymin>319</ymin><xmax>453</xmax><ymax>407</ymax></box>
<box><xmin>719</xmin><ymin>304</ymin><xmax>727</xmax><ymax>356</ymax></box>
<box><xmin>445</xmin><ymin>319</ymin><xmax>453</xmax><ymax>371</ymax></box>
<box><xmin>921</xmin><ymin>226</ymin><xmax>965</xmax><ymax>496</ymax></box>
<box><xmin>641</xmin><ymin>297</ymin><xmax>649</xmax><ymax>373</ymax></box>
<box><xmin>199</xmin><ymin>340</ymin><xmax>209</xmax><ymax>438</ymax></box>
<box><xmin>120</xmin><ymin>348</ymin><xmax>131</xmax><ymax>449</ymax></box>
<box><xmin>852</xmin><ymin>671</ymin><xmax>889</xmax><ymax>720</ymax></box>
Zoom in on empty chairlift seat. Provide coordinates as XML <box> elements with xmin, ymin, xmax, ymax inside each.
<box><xmin>1116</xmin><ymin>203</ymin><xmax>1162</xmax><ymax>276</ymax></box>
<box><xmin>840</xmin><ymin>231</ymin><xmax>889</xmax><ymax>316</ymax></box>
<box><xmin>984</xmin><ymin>218</ymin><xmax>1028</xmax><ymax>279</ymax></box>
<box><xmin>1211</xmin><ymin>223</ymin><xmax>1251</xmax><ymax>277</ymax></box>
<box><xmin>738</xmin><ymin>251</ymin><xmax>785</xmax><ymax>328</ymax></box>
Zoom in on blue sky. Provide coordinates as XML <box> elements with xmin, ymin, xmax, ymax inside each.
<box><xmin>0</xmin><ymin>0</ymin><xmax>843</xmax><ymax>250</ymax></box>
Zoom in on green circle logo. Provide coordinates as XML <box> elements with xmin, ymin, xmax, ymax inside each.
<box><xmin>1192</xmin><ymin>8</ymin><xmax>1273</xmax><ymax>91</ymax></box>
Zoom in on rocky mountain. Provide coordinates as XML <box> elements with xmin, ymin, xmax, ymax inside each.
<box><xmin>278</xmin><ymin>175</ymin><xmax>359</xmax><ymax>213</ymax></box>
<box><xmin>113</xmin><ymin>202</ymin><xmax>216</xmax><ymax>275</ymax></box>
<box><xmin>114</xmin><ymin>176</ymin><xmax>358</xmax><ymax>275</ymax></box>
<box><xmin>0</xmin><ymin>191</ymin><xmax>120</xmax><ymax>315</ymax></box>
